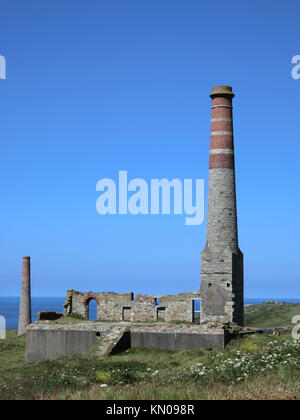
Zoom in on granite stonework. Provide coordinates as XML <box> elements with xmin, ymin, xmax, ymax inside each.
<box><xmin>200</xmin><ymin>86</ymin><xmax>244</xmax><ymax>326</ymax></box>
<box><xmin>64</xmin><ymin>290</ymin><xmax>202</xmax><ymax>323</ymax></box>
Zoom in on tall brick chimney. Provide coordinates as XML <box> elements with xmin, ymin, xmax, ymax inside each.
<box><xmin>18</xmin><ymin>256</ymin><xmax>32</xmax><ymax>336</ymax></box>
<box><xmin>200</xmin><ymin>86</ymin><xmax>244</xmax><ymax>326</ymax></box>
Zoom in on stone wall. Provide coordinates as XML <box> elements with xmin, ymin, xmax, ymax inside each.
<box><xmin>64</xmin><ymin>290</ymin><xmax>133</xmax><ymax>321</ymax></box>
<box><xmin>200</xmin><ymin>245</ymin><xmax>244</xmax><ymax>325</ymax></box>
<box><xmin>200</xmin><ymin>168</ymin><xmax>244</xmax><ymax>326</ymax></box>
<box><xmin>64</xmin><ymin>290</ymin><xmax>202</xmax><ymax>323</ymax></box>
<box><xmin>160</xmin><ymin>292</ymin><xmax>201</xmax><ymax>323</ymax></box>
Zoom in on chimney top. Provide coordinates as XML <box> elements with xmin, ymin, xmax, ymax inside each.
<box><xmin>23</xmin><ymin>256</ymin><xmax>30</xmax><ymax>259</ymax></box>
<box><xmin>210</xmin><ymin>85</ymin><xmax>235</xmax><ymax>99</ymax></box>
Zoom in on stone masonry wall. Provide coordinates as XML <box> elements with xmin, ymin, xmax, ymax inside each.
<box><xmin>200</xmin><ymin>126</ymin><xmax>244</xmax><ymax>325</ymax></box>
<box><xmin>64</xmin><ymin>290</ymin><xmax>202</xmax><ymax>323</ymax></box>
<box><xmin>160</xmin><ymin>292</ymin><xmax>202</xmax><ymax>323</ymax></box>
<box><xmin>64</xmin><ymin>290</ymin><xmax>133</xmax><ymax>321</ymax></box>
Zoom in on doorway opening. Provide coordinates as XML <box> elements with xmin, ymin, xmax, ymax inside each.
<box><xmin>84</xmin><ymin>297</ymin><xmax>98</xmax><ymax>321</ymax></box>
<box><xmin>192</xmin><ymin>299</ymin><xmax>201</xmax><ymax>324</ymax></box>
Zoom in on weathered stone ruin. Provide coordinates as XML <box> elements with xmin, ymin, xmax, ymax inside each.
<box><xmin>63</xmin><ymin>290</ymin><xmax>202</xmax><ymax>324</ymax></box>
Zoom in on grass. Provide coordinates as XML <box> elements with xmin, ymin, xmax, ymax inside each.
<box><xmin>244</xmin><ymin>303</ymin><xmax>300</xmax><ymax>328</ymax></box>
<box><xmin>50</xmin><ymin>375</ymin><xmax>300</xmax><ymax>400</ymax></box>
<box><xmin>0</xmin><ymin>330</ymin><xmax>299</xmax><ymax>400</ymax></box>
<box><xmin>0</xmin><ymin>331</ymin><xmax>26</xmax><ymax>369</ymax></box>
<box><xmin>51</xmin><ymin>315</ymin><xmax>88</xmax><ymax>325</ymax></box>
<box><xmin>1</xmin><ymin>303</ymin><xmax>299</xmax><ymax>400</ymax></box>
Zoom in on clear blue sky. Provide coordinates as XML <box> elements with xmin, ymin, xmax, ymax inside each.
<box><xmin>0</xmin><ymin>0</ymin><xmax>299</xmax><ymax>298</ymax></box>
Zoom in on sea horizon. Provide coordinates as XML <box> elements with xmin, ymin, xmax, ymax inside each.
<box><xmin>1</xmin><ymin>296</ymin><xmax>300</xmax><ymax>330</ymax></box>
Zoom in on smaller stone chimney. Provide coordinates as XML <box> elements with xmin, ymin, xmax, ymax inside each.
<box><xmin>18</xmin><ymin>256</ymin><xmax>32</xmax><ymax>336</ymax></box>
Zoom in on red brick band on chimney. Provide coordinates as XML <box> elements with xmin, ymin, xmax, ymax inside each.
<box><xmin>209</xmin><ymin>86</ymin><xmax>235</xmax><ymax>169</ymax></box>
<box><xmin>209</xmin><ymin>153</ymin><xmax>234</xmax><ymax>169</ymax></box>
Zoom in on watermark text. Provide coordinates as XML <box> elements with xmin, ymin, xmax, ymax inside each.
<box><xmin>0</xmin><ymin>55</ymin><xmax>6</xmax><ymax>79</ymax></box>
<box><xmin>292</xmin><ymin>315</ymin><xmax>300</xmax><ymax>340</ymax></box>
<box><xmin>96</xmin><ymin>171</ymin><xmax>204</xmax><ymax>226</ymax></box>
<box><xmin>291</xmin><ymin>55</ymin><xmax>300</xmax><ymax>80</ymax></box>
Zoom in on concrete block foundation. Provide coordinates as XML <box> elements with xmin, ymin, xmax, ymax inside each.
<box><xmin>25</xmin><ymin>322</ymin><xmax>229</xmax><ymax>361</ymax></box>
<box><xmin>131</xmin><ymin>332</ymin><xmax>225</xmax><ymax>351</ymax></box>
<box><xmin>26</xmin><ymin>328</ymin><xmax>99</xmax><ymax>361</ymax></box>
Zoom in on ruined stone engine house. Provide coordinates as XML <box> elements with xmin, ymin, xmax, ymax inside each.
<box><xmin>63</xmin><ymin>85</ymin><xmax>244</xmax><ymax>328</ymax></box>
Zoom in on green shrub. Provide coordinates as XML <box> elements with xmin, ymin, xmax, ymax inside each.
<box><xmin>95</xmin><ymin>371</ymin><xmax>112</xmax><ymax>384</ymax></box>
<box><xmin>239</xmin><ymin>341</ymin><xmax>260</xmax><ymax>355</ymax></box>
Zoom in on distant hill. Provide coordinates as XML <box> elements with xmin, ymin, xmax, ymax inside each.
<box><xmin>244</xmin><ymin>302</ymin><xmax>300</xmax><ymax>328</ymax></box>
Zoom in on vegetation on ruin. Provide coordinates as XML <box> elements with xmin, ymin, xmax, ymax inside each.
<box><xmin>46</xmin><ymin>315</ymin><xmax>86</xmax><ymax>324</ymax></box>
<box><xmin>0</xmin><ymin>330</ymin><xmax>300</xmax><ymax>400</ymax></box>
